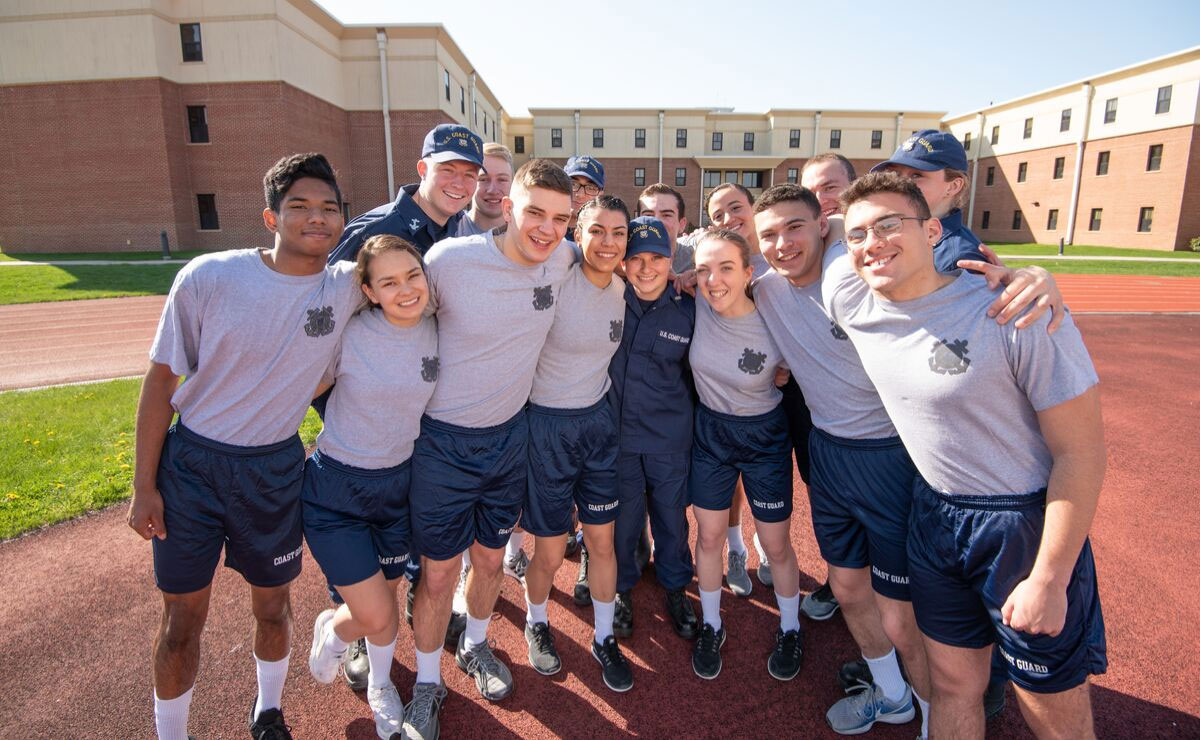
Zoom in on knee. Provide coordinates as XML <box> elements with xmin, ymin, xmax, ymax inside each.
<box><xmin>469</xmin><ymin>547</ymin><xmax>504</xmax><ymax>575</ymax></box>
<box><xmin>159</xmin><ymin>611</ymin><xmax>204</xmax><ymax>654</ymax></box>
<box><xmin>419</xmin><ymin>562</ymin><xmax>460</xmax><ymax>596</ymax></box>
<box><xmin>879</xmin><ymin>608</ymin><xmax>921</xmax><ymax>654</ymax></box>
<box><xmin>530</xmin><ymin>546</ymin><xmax>564</xmax><ymax>574</ymax></box>
<box><xmin>761</xmin><ymin>538</ymin><xmax>795</xmax><ymax>567</ymax></box>
<box><xmin>354</xmin><ymin>606</ymin><xmax>395</xmax><ymax>637</ymax></box>
<box><xmin>696</xmin><ymin>525</ymin><xmax>724</xmax><ymax>554</ymax></box>
<box><xmin>252</xmin><ymin>595</ymin><xmax>291</xmax><ymax>627</ymax></box>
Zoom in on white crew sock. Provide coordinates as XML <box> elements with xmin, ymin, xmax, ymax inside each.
<box><xmin>775</xmin><ymin>591</ymin><xmax>801</xmax><ymax>632</ymax></box>
<box><xmin>505</xmin><ymin>531</ymin><xmax>525</xmax><ymax>560</ymax></box>
<box><xmin>726</xmin><ymin>524</ymin><xmax>747</xmax><ymax>556</ymax></box>
<box><xmin>463</xmin><ymin>614</ymin><xmax>489</xmax><ymax>651</ymax></box>
<box><xmin>699</xmin><ymin>587</ymin><xmax>722</xmax><ymax>630</ymax></box>
<box><xmin>153</xmin><ymin>686</ymin><xmax>193</xmax><ymax>740</ymax></box>
<box><xmin>865</xmin><ymin>648</ymin><xmax>907</xmax><ymax>702</ymax></box>
<box><xmin>593</xmin><ymin>598</ymin><xmax>615</xmax><ymax>643</ymax></box>
<box><xmin>753</xmin><ymin>532</ymin><xmax>769</xmax><ymax>565</ymax></box>
<box><xmin>525</xmin><ymin>595</ymin><xmax>548</xmax><ymax>626</ymax></box>
<box><xmin>253</xmin><ymin>653</ymin><xmax>289</xmax><ymax>718</ymax></box>
<box><xmin>366</xmin><ymin>637</ymin><xmax>397</xmax><ymax>690</ymax></box>
<box><xmin>462</xmin><ymin>550</ymin><xmax>472</xmax><ymax>568</ymax></box>
<box><xmin>322</xmin><ymin>618</ymin><xmax>350</xmax><ymax>655</ymax></box>
<box><xmin>415</xmin><ymin>647</ymin><xmax>442</xmax><ymax>685</ymax></box>
<box><xmin>915</xmin><ymin>688</ymin><xmax>931</xmax><ymax>739</ymax></box>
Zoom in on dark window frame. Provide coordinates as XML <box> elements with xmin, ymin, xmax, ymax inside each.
<box><xmin>550</xmin><ymin>128</ymin><xmax>562</xmax><ymax>148</ymax></box>
<box><xmin>633</xmin><ymin>167</ymin><xmax>646</xmax><ymax>187</ymax></box>
<box><xmin>703</xmin><ymin>170</ymin><xmax>721</xmax><ymax>188</ymax></box>
<box><xmin>1089</xmin><ymin>208</ymin><xmax>1103</xmax><ymax>231</ymax></box>
<box><xmin>186</xmin><ymin>105</ymin><xmax>209</xmax><ymax>143</ymax></box>
<box><xmin>443</xmin><ymin>70</ymin><xmax>450</xmax><ymax>101</ymax></box>
<box><xmin>180</xmin><ymin>23</ymin><xmax>203</xmax><ymax>62</ymax></box>
<box><xmin>961</xmin><ymin>131</ymin><xmax>970</xmax><ymax>151</ymax></box>
<box><xmin>829</xmin><ymin>129</ymin><xmax>841</xmax><ymax>149</ymax></box>
<box><xmin>634</xmin><ymin>128</ymin><xmax>646</xmax><ymax>148</ymax></box>
<box><xmin>1053</xmin><ymin>157</ymin><xmax>1065</xmax><ymax>179</ymax></box>
<box><xmin>743</xmin><ymin>132</ymin><xmax>755</xmax><ymax>151</ymax></box>
<box><xmin>676</xmin><ymin>128</ymin><xmax>687</xmax><ymax>148</ymax></box>
<box><xmin>196</xmin><ymin>193</ymin><xmax>219</xmax><ymax>231</ymax></box>
<box><xmin>1096</xmin><ymin>151</ymin><xmax>1110</xmax><ymax>176</ymax></box>
<box><xmin>1047</xmin><ymin>209</ymin><xmax>1059</xmax><ymax>230</ymax></box>
<box><xmin>513</xmin><ymin>136</ymin><xmax>525</xmax><ymax>154</ymax></box>
<box><xmin>991</xmin><ymin>125</ymin><xmax>999</xmax><ymax>145</ymax></box>
<box><xmin>981</xmin><ymin>210</ymin><xmax>991</xmax><ymax>230</ymax></box>
<box><xmin>675</xmin><ymin>167</ymin><xmax>687</xmax><ymax>187</ymax></box>
<box><xmin>1017</xmin><ymin>162</ymin><xmax>1028</xmax><ymax>183</ymax></box>
<box><xmin>789</xmin><ymin>129</ymin><xmax>801</xmax><ymax>148</ymax></box>
<box><xmin>1138</xmin><ymin>206</ymin><xmax>1154</xmax><ymax>232</ymax></box>
<box><xmin>1146</xmin><ymin>144</ymin><xmax>1163</xmax><ymax>172</ymax></box>
<box><xmin>986</xmin><ymin>166</ymin><xmax>995</xmax><ymax>186</ymax></box>
<box><xmin>1023</xmin><ymin>118</ymin><xmax>1033</xmax><ymax>139</ymax></box>
<box><xmin>592</xmin><ymin>128</ymin><xmax>604</xmax><ymax>148</ymax></box>
<box><xmin>1104</xmin><ymin>98</ymin><xmax>1117</xmax><ymax>124</ymax></box>
<box><xmin>786</xmin><ymin>168</ymin><xmax>798</xmax><ymax>184</ymax></box>
<box><xmin>1011</xmin><ymin>210</ymin><xmax>1023</xmax><ymax>230</ymax></box>
<box><xmin>1156</xmin><ymin>86</ymin><xmax>1172</xmax><ymax>115</ymax></box>
<box><xmin>1060</xmin><ymin>108</ymin><xmax>1071</xmax><ymax>132</ymax></box>
<box><xmin>712</xmin><ymin>131</ymin><xmax>723</xmax><ymax>151</ymax></box>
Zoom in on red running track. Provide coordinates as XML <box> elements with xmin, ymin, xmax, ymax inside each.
<box><xmin>0</xmin><ymin>314</ymin><xmax>1197</xmax><ymax>738</ymax></box>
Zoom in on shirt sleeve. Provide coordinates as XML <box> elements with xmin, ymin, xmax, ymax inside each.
<box><xmin>148</xmin><ymin>265</ymin><xmax>201</xmax><ymax>377</ymax></box>
<box><xmin>1006</xmin><ymin>309</ymin><xmax>1100</xmax><ymax>412</ymax></box>
<box><xmin>819</xmin><ymin>241</ymin><xmax>866</xmax><ymax>326</ymax></box>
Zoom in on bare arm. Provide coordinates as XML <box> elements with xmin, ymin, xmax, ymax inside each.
<box><xmin>1001</xmin><ymin>385</ymin><xmax>1105</xmax><ymax>636</ymax></box>
<box><xmin>126</xmin><ymin>362</ymin><xmax>180</xmax><ymax>540</ymax></box>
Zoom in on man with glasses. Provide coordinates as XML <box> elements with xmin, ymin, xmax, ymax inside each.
<box><xmin>565</xmin><ymin>155</ymin><xmax>605</xmax><ymax>243</ymax></box>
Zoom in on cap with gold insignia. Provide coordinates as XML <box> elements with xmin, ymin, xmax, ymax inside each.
<box><xmin>565</xmin><ymin>155</ymin><xmax>606</xmax><ymax>189</ymax></box>
<box><xmin>626</xmin><ymin>216</ymin><xmax>672</xmax><ymax>258</ymax></box>
<box><xmin>421</xmin><ymin>124</ymin><xmax>485</xmax><ymax>169</ymax></box>
<box><xmin>871</xmin><ymin>129</ymin><xmax>968</xmax><ymax>173</ymax></box>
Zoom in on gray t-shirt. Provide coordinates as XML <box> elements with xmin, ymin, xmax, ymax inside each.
<box><xmin>753</xmin><ymin>268</ymin><xmax>897</xmax><ymax>439</ymax></box>
<box><xmin>150</xmin><ymin>250</ymin><xmax>359</xmax><ymax>446</ymax></box>
<box><xmin>424</xmin><ymin>230</ymin><xmax>575</xmax><ymax>427</ymax></box>
<box><xmin>671</xmin><ymin>240</ymin><xmax>695</xmax><ymax>275</ymax></box>
<box><xmin>317</xmin><ymin>309</ymin><xmax>439</xmax><ymax>468</ymax></box>
<box><xmin>689</xmin><ymin>294</ymin><xmax>784</xmax><ymax>416</ymax></box>
<box><xmin>531</xmin><ymin>265</ymin><xmax>626</xmax><ymax>408</ymax></box>
<box><xmin>454</xmin><ymin>214</ymin><xmax>486</xmax><ymax>238</ymax></box>
<box><xmin>822</xmin><ymin>243</ymin><xmax>1099</xmax><ymax>495</ymax></box>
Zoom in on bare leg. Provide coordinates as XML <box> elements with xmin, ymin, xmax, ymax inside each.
<box><xmin>693</xmin><ymin>507</ymin><xmax>730</xmax><ymax>592</ymax></box>
<box><xmin>751</xmin><ymin>517</ymin><xmax>798</xmax><ymax>598</ymax></box>
<box><xmin>827</xmin><ymin>565</ymin><xmax>892</xmax><ymax>657</ymax></box>
<box><xmin>153</xmin><ymin>586</ymin><xmax>213</xmax><ymax>698</ymax></box>
<box><xmin>923</xmin><ymin>637</ymin><xmax>991</xmax><ymax>739</ymax></box>
<box><xmin>249</xmin><ymin>583</ymin><xmax>292</xmax><ymax>662</ymax></box>
<box><xmin>413</xmin><ymin>554</ymin><xmax>461</xmax><ymax>653</ymax></box>
<box><xmin>525</xmin><ymin>534</ymin><xmax>568</xmax><ymax>607</ymax></box>
<box><xmin>1013</xmin><ymin>682</ymin><xmax>1095</xmax><ymax>739</ymax></box>
<box><xmin>581</xmin><ymin>522</ymin><xmax>616</xmax><ymax>603</ymax></box>
<box><xmin>330</xmin><ymin>572</ymin><xmax>402</xmax><ymax>646</ymax></box>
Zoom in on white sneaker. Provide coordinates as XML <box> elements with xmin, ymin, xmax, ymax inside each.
<box><xmin>308</xmin><ymin>608</ymin><xmax>346</xmax><ymax>684</ymax></box>
<box><xmin>367</xmin><ymin>683</ymin><xmax>405</xmax><ymax>739</ymax></box>
<box><xmin>452</xmin><ymin>562</ymin><xmax>470</xmax><ymax>615</ymax></box>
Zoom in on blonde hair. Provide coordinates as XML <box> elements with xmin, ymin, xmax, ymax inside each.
<box><xmin>483</xmin><ymin>142</ymin><xmax>513</xmax><ymax>168</ymax></box>
<box><xmin>354</xmin><ymin>234</ymin><xmax>424</xmax><ymax>314</ymax></box>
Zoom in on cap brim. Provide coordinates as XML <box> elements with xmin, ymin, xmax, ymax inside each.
<box><xmin>870</xmin><ymin>155</ymin><xmax>943</xmax><ymax>174</ymax></box>
<box><xmin>568</xmin><ymin>171</ymin><xmax>604</xmax><ymax>188</ymax></box>
<box><xmin>426</xmin><ymin>151</ymin><xmax>485</xmax><ymax>169</ymax></box>
<box><xmin>625</xmin><ymin>244</ymin><xmax>671</xmax><ymax>258</ymax></box>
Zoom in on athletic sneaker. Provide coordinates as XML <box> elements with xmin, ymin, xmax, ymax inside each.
<box><xmin>249</xmin><ymin>701</ymin><xmax>293</xmax><ymax>740</ymax></box>
<box><xmin>691</xmin><ymin>623</ymin><xmax>727</xmax><ymax>680</ymax></box>
<box><xmin>448</xmin><ymin>562</ymin><xmax>469</xmax><ymax>645</ymax></box>
<box><xmin>613</xmin><ymin>591</ymin><xmax>633</xmax><ymax>638</ymax></box>
<box><xmin>725</xmin><ymin>550</ymin><xmax>752</xmax><ymax>596</ymax></box>
<box><xmin>665</xmin><ymin>588</ymin><xmax>699</xmax><ymax>640</ymax></box>
<box><xmin>753</xmin><ymin>533</ymin><xmax>773</xmax><ymax>587</ymax></box>
<box><xmin>344</xmin><ymin>638</ymin><xmax>369</xmax><ymax>691</ymax></box>
<box><xmin>801</xmin><ymin>581</ymin><xmax>840</xmax><ymax>621</ymax></box>
<box><xmin>635</xmin><ymin>526</ymin><xmax>652</xmax><ymax>573</ymax></box>
<box><xmin>524</xmin><ymin>621</ymin><xmax>561</xmax><ymax>675</ymax></box>
<box><xmin>564</xmin><ymin>528</ymin><xmax>581</xmax><ymax>558</ymax></box>
<box><xmin>985</xmin><ymin>676</ymin><xmax>1007</xmax><ymax>719</ymax></box>
<box><xmin>367</xmin><ymin>684</ymin><xmax>405</xmax><ymax>739</ymax></box>
<box><xmin>592</xmin><ymin>636</ymin><xmax>633</xmax><ymax>692</ymax></box>
<box><xmin>826</xmin><ymin>683</ymin><xmax>915</xmax><ymax>735</ymax></box>
<box><xmin>767</xmin><ymin>628</ymin><xmax>804</xmax><ymax>681</ymax></box>
<box><xmin>308</xmin><ymin>608</ymin><xmax>347</xmax><ymax>684</ymax></box>
<box><xmin>839</xmin><ymin>658</ymin><xmax>873</xmax><ymax>694</ymax></box>
<box><xmin>455</xmin><ymin>633</ymin><xmax>514</xmax><ymax>701</ymax></box>
<box><xmin>503</xmin><ymin>549</ymin><xmax>529</xmax><ymax>582</ymax></box>
<box><xmin>573</xmin><ymin>546</ymin><xmax>592</xmax><ymax>607</ymax></box>
<box><xmin>403</xmin><ymin>682</ymin><xmax>447</xmax><ymax>740</ymax></box>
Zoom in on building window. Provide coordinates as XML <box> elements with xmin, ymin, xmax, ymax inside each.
<box><xmin>829</xmin><ymin>129</ymin><xmax>841</xmax><ymax>149</ymax></box>
<box><xmin>472</xmin><ymin>99</ymin><xmax>477</xmax><ymax>124</ymax></box>
<box><xmin>703</xmin><ymin>171</ymin><xmax>721</xmax><ymax>188</ymax></box>
<box><xmin>196</xmin><ymin>194</ymin><xmax>219</xmax><ymax>230</ymax></box>
<box><xmin>1089</xmin><ymin>208</ymin><xmax>1102</xmax><ymax>231</ymax></box>
<box><xmin>1060</xmin><ymin>108</ymin><xmax>1071</xmax><ymax>132</ymax></box>
<box><xmin>786</xmin><ymin>168</ymin><xmax>798</xmax><ymax>184</ymax></box>
<box><xmin>744</xmin><ymin>132</ymin><xmax>755</xmax><ymax>151</ymax></box>
<box><xmin>1156</xmin><ymin>85</ymin><xmax>1172</xmax><ymax>114</ymax></box>
<box><xmin>742</xmin><ymin>171</ymin><xmax>763</xmax><ymax>188</ymax></box>
<box><xmin>1096</xmin><ymin>150</ymin><xmax>1110</xmax><ymax>175</ymax></box>
<box><xmin>868</xmin><ymin>129</ymin><xmax>882</xmax><ymax>149</ymax></box>
<box><xmin>724</xmin><ymin>171</ymin><xmax>738</xmax><ymax>184</ymax></box>
<box><xmin>675</xmin><ymin>168</ymin><xmax>687</xmax><ymax>187</ymax></box>
<box><xmin>1023</xmin><ymin>118</ymin><xmax>1033</xmax><ymax>139</ymax></box>
<box><xmin>789</xmin><ymin>129</ymin><xmax>801</xmax><ymax>148</ymax></box>
<box><xmin>1053</xmin><ymin>157</ymin><xmax>1065</xmax><ymax>179</ymax></box>
<box><xmin>712</xmin><ymin>132</ymin><xmax>723</xmax><ymax>151</ymax></box>
<box><xmin>981</xmin><ymin>210</ymin><xmax>991</xmax><ymax>230</ymax></box>
<box><xmin>676</xmin><ymin>128</ymin><xmax>687</xmax><ymax>148</ymax></box>
<box><xmin>186</xmin><ymin>105</ymin><xmax>208</xmax><ymax>143</ymax></box>
<box><xmin>180</xmin><ymin>23</ymin><xmax>203</xmax><ymax>62</ymax></box>
<box><xmin>1138</xmin><ymin>206</ymin><xmax>1154</xmax><ymax>232</ymax></box>
<box><xmin>1047</xmin><ymin>209</ymin><xmax>1059</xmax><ymax>230</ymax></box>
<box><xmin>443</xmin><ymin>70</ymin><xmax>450</xmax><ymax>101</ymax></box>
<box><xmin>962</xmin><ymin>131</ymin><xmax>971</xmax><ymax>151</ymax></box>
<box><xmin>551</xmin><ymin>128</ymin><xmax>562</xmax><ymax>148</ymax></box>
<box><xmin>593</xmin><ymin>128</ymin><xmax>604</xmax><ymax>148</ymax></box>
<box><xmin>634</xmin><ymin>128</ymin><xmax>646</xmax><ymax>148</ymax></box>
<box><xmin>460</xmin><ymin>87</ymin><xmax>465</xmax><ymax>114</ymax></box>
<box><xmin>1017</xmin><ymin>162</ymin><xmax>1027</xmax><ymax>183</ymax></box>
<box><xmin>986</xmin><ymin>166</ymin><xmax>995</xmax><ymax>186</ymax></box>
<box><xmin>514</xmin><ymin>136</ymin><xmax>525</xmax><ymax>154</ymax></box>
<box><xmin>634</xmin><ymin>168</ymin><xmax>645</xmax><ymax>187</ymax></box>
<box><xmin>1146</xmin><ymin>144</ymin><xmax>1163</xmax><ymax>171</ymax></box>
<box><xmin>1104</xmin><ymin>98</ymin><xmax>1117</xmax><ymax>124</ymax></box>
<box><xmin>991</xmin><ymin>125</ymin><xmax>999</xmax><ymax>145</ymax></box>
<box><xmin>483</xmin><ymin>116</ymin><xmax>488</xmax><ymax>136</ymax></box>
<box><xmin>1012</xmin><ymin>210</ymin><xmax>1023</xmax><ymax>230</ymax></box>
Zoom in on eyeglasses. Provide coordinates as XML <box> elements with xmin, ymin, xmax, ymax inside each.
<box><xmin>845</xmin><ymin>215</ymin><xmax>926</xmax><ymax>246</ymax></box>
<box><xmin>572</xmin><ymin>182</ymin><xmax>600</xmax><ymax>196</ymax></box>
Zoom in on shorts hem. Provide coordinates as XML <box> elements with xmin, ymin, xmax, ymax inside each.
<box><xmin>1008</xmin><ymin>670</ymin><xmax>1097</xmax><ymax>695</ymax></box>
<box><xmin>750</xmin><ymin>508</ymin><xmax>791</xmax><ymax>525</ymax></box>
<box><xmin>916</xmin><ymin>626</ymin><xmax>992</xmax><ymax>651</ymax></box>
<box><xmin>155</xmin><ymin>576</ymin><xmax>216</xmax><ymax>595</ymax></box>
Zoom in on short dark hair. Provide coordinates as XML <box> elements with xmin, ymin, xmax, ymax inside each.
<box><xmin>801</xmin><ymin>153</ymin><xmax>856</xmax><ymax>183</ymax></box>
<box><xmin>839</xmin><ymin>171</ymin><xmax>931</xmax><ymax>220</ymax></box>
<box><xmin>263</xmin><ymin>153</ymin><xmax>341</xmax><ymax>212</ymax></box>
<box><xmin>638</xmin><ymin>183</ymin><xmax>686</xmax><ymax>220</ymax></box>
<box><xmin>753</xmin><ymin>184</ymin><xmax>821</xmax><ymax>218</ymax></box>
<box><xmin>704</xmin><ymin>182</ymin><xmax>754</xmax><ymax>220</ymax></box>
<box><xmin>513</xmin><ymin>158</ymin><xmax>573</xmax><ymax>196</ymax></box>
<box><xmin>577</xmin><ymin>194</ymin><xmax>631</xmax><ymax>228</ymax></box>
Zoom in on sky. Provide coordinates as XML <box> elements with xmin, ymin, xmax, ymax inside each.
<box><xmin>316</xmin><ymin>0</ymin><xmax>1200</xmax><ymax>118</ymax></box>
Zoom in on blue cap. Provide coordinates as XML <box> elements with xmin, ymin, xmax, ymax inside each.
<box><xmin>421</xmin><ymin>124</ymin><xmax>485</xmax><ymax>169</ymax></box>
<box><xmin>626</xmin><ymin>216</ymin><xmax>672</xmax><ymax>258</ymax></box>
<box><xmin>565</xmin><ymin>155</ymin><xmax>606</xmax><ymax>189</ymax></box>
<box><xmin>871</xmin><ymin>129</ymin><xmax>968</xmax><ymax>173</ymax></box>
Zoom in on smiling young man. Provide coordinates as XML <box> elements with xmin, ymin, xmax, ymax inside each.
<box><xmin>637</xmin><ymin>183</ymin><xmax>693</xmax><ymax>274</ymax></box>
<box><xmin>564</xmin><ymin>155</ymin><xmax>605</xmax><ymax>238</ymax></box>
<box><xmin>801</xmin><ymin>154</ymin><xmax>857</xmax><ymax>217</ymax></box>
<box><xmin>457</xmin><ymin>143</ymin><xmax>514</xmax><ymax>236</ymax></box>
<box><xmin>824</xmin><ymin>172</ymin><xmax>1107</xmax><ymax>740</ymax></box>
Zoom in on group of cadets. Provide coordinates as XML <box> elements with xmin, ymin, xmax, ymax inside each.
<box><xmin>129</xmin><ymin>121</ymin><xmax>1107</xmax><ymax>740</ymax></box>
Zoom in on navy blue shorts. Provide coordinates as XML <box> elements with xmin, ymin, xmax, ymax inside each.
<box><xmin>410</xmin><ymin>411</ymin><xmax>527</xmax><ymax>561</ymax></box>
<box><xmin>152</xmin><ymin>423</ymin><xmax>305</xmax><ymax>594</ymax></box>
<box><xmin>302</xmin><ymin>450</ymin><xmax>412</xmax><ymax>587</ymax></box>
<box><xmin>522</xmin><ymin>399</ymin><xmax>619</xmax><ymax>536</ymax></box>
<box><xmin>687</xmin><ymin>404</ymin><xmax>793</xmax><ymax>523</ymax></box>
<box><xmin>908</xmin><ymin>478</ymin><xmax>1108</xmax><ymax>693</ymax></box>
<box><xmin>808</xmin><ymin>429</ymin><xmax>916</xmax><ymax>601</ymax></box>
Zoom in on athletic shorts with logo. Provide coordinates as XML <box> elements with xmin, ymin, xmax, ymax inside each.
<box><xmin>302</xmin><ymin>450</ymin><xmax>412</xmax><ymax>587</ymax></box>
<box><xmin>522</xmin><ymin>398</ymin><xmax>620</xmax><ymax>536</ymax></box>
<box><xmin>687</xmin><ymin>403</ymin><xmax>792</xmax><ymax>522</ymax></box>
<box><xmin>908</xmin><ymin>477</ymin><xmax>1108</xmax><ymax>693</ymax></box>
<box><xmin>807</xmin><ymin>428</ymin><xmax>916</xmax><ymax>600</ymax></box>
<box><xmin>152</xmin><ymin>423</ymin><xmax>305</xmax><ymax>594</ymax></box>
<box><xmin>409</xmin><ymin>410</ymin><xmax>527</xmax><ymax>561</ymax></box>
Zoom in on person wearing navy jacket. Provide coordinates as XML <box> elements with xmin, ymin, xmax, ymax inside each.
<box><xmin>608</xmin><ymin>217</ymin><xmax>699</xmax><ymax>641</ymax></box>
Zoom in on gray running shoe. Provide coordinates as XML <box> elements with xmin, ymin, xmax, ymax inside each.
<box><xmin>455</xmin><ymin>632</ymin><xmax>514</xmax><ymax>701</ymax></box>
<box><xmin>725</xmin><ymin>550</ymin><xmax>752</xmax><ymax>597</ymax></box>
<box><xmin>402</xmin><ymin>682</ymin><xmax>447</xmax><ymax>740</ymax></box>
<box><xmin>826</xmin><ymin>683</ymin><xmax>915</xmax><ymax>735</ymax></box>
<box><xmin>366</xmin><ymin>683</ymin><xmax>405</xmax><ymax>739</ymax></box>
<box><xmin>801</xmin><ymin>581</ymin><xmax>840</xmax><ymax>621</ymax></box>
<box><xmin>503</xmin><ymin>549</ymin><xmax>529</xmax><ymax>582</ymax></box>
<box><xmin>524</xmin><ymin>621</ymin><xmax>561</xmax><ymax>675</ymax></box>
<box><xmin>753</xmin><ymin>533</ymin><xmax>773</xmax><ymax>587</ymax></box>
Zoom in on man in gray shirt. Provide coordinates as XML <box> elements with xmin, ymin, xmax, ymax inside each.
<box><xmin>455</xmin><ymin>143</ymin><xmax>514</xmax><ymax>237</ymax></box>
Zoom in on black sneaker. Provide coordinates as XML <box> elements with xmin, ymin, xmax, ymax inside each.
<box><xmin>838</xmin><ymin>657</ymin><xmax>874</xmax><ymax>694</ymax></box>
<box><xmin>344</xmin><ymin>638</ymin><xmax>369</xmax><ymax>691</ymax></box>
<box><xmin>524</xmin><ymin>621</ymin><xmax>561</xmax><ymax>675</ymax></box>
<box><xmin>249</xmin><ymin>701</ymin><xmax>293</xmax><ymax>740</ymax></box>
<box><xmin>592</xmin><ymin>636</ymin><xmax>633</xmax><ymax>692</ymax></box>
<box><xmin>800</xmin><ymin>580</ymin><xmax>840</xmax><ymax>621</ymax></box>
<box><xmin>446</xmin><ymin>610</ymin><xmax>467</xmax><ymax>647</ymax></box>
<box><xmin>984</xmin><ymin>676</ymin><xmax>1007</xmax><ymax>719</ymax></box>
<box><xmin>573</xmin><ymin>546</ymin><xmax>592</xmax><ymax>607</ymax></box>
<box><xmin>613</xmin><ymin>591</ymin><xmax>633</xmax><ymax>638</ymax></box>
<box><xmin>691</xmin><ymin>623</ymin><xmax>727</xmax><ymax>680</ymax></box>
<box><xmin>564</xmin><ymin>528</ymin><xmax>581</xmax><ymax>558</ymax></box>
<box><xmin>767</xmin><ymin>628</ymin><xmax>804</xmax><ymax>681</ymax></box>
<box><xmin>665</xmin><ymin>588</ymin><xmax>698</xmax><ymax>640</ymax></box>
<box><xmin>635</xmin><ymin>525</ymin><xmax>652</xmax><ymax>573</ymax></box>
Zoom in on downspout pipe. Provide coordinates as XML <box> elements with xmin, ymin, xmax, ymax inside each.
<box><xmin>376</xmin><ymin>29</ymin><xmax>395</xmax><ymax>200</ymax></box>
<box><xmin>967</xmin><ymin>111</ymin><xmax>984</xmax><ymax>226</ymax></box>
<box><xmin>1065</xmin><ymin>82</ymin><xmax>1094</xmax><ymax>246</ymax></box>
<box><xmin>813</xmin><ymin>111</ymin><xmax>821</xmax><ymax>155</ymax></box>
<box><xmin>574</xmin><ymin>110</ymin><xmax>580</xmax><ymax>155</ymax></box>
<box><xmin>658</xmin><ymin>111</ymin><xmax>665</xmax><ymax>182</ymax></box>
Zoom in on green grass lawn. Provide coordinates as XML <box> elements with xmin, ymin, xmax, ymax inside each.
<box><xmin>0</xmin><ymin>250</ymin><xmax>204</xmax><ymax>262</ymax></box>
<box><xmin>0</xmin><ymin>263</ymin><xmax>185</xmax><ymax>304</ymax></box>
<box><xmin>990</xmin><ymin>243</ymin><xmax>1200</xmax><ymax>259</ymax></box>
<box><xmin>1005</xmin><ymin>259</ymin><xmax>1200</xmax><ymax>277</ymax></box>
<box><xmin>0</xmin><ymin>378</ymin><xmax>323</xmax><ymax>540</ymax></box>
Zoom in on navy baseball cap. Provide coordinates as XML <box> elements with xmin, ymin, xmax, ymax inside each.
<box><xmin>871</xmin><ymin>129</ymin><xmax>968</xmax><ymax>173</ymax></box>
<box><xmin>626</xmin><ymin>216</ymin><xmax>672</xmax><ymax>258</ymax></box>
<box><xmin>565</xmin><ymin>155</ymin><xmax>606</xmax><ymax>189</ymax></box>
<box><xmin>421</xmin><ymin>124</ymin><xmax>485</xmax><ymax>169</ymax></box>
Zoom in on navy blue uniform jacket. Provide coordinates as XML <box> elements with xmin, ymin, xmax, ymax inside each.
<box><xmin>328</xmin><ymin>183</ymin><xmax>466</xmax><ymax>264</ymax></box>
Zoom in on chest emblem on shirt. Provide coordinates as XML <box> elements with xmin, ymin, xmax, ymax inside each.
<box><xmin>409</xmin><ymin>217</ymin><xmax>421</xmax><ymax>232</ymax></box>
<box><xmin>738</xmin><ymin>348</ymin><xmax>767</xmax><ymax>375</ymax></box>
<box><xmin>421</xmin><ymin>356</ymin><xmax>439</xmax><ymax>383</ymax></box>
<box><xmin>609</xmin><ymin>320</ymin><xmax>623</xmax><ymax>342</ymax></box>
<box><xmin>303</xmin><ymin>306</ymin><xmax>335</xmax><ymax>338</ymax></box>
<box><xmin>830</xmin><ymin>321</ymin><xmax>849</xmax><ymax>341</ymax></box>
<box><xmin>532</xmin><ymin>285</ymin><xmax>555</xmax><ymax>311</ymax></box>
<box><xmin>929</xmin><ymin>338</ymin><xmax>970</xmax><ymax>375</ymax></box>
